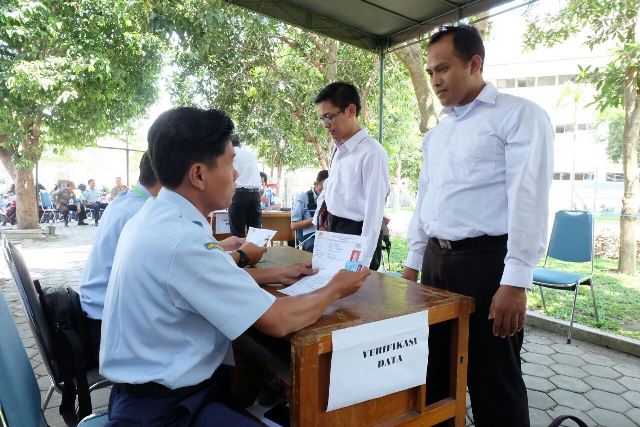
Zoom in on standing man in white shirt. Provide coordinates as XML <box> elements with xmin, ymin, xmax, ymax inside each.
<box><xmin>403</xmin><ymin>25</ymin><xmax>554</xmax><ymax>427</ymax></box>
<box><xmin>314</xmin><ymin>82</ymin><xmax>390</xmax><ymax>270</ymax></box>
<box><xmin>228</xmin><ymin>134</ymin><xmax>262</xmax><ymax>237</ymax></box>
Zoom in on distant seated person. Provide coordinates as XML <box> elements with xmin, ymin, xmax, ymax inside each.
<box><xmin>291</xmin><ymin>170</ymin><xmax>328</xmax><ymax>252</ymax></box>
<box><xmin>260</xmin><ymin>172</ymin><xmax>281</xmax><ymax>211</ymax></box>
<box><xmin>110</xmin><ymin>176</ymin><xmax>129</xmax><ymax>200</ymax></box>
<box><xmin>53</xmin><ymin>181</ymin><xmax>88</xmax><ymax>226</ymax></box>
<box><xmin>81</xmin><ymin>179</ymin><xmax>109</xmax><ymax>226</ymax></box>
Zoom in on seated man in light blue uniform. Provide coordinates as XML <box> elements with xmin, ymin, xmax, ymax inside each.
<box><xmin>99</xmin><ymin>107</ymin><xmax>370</xmax><ymax>426</ymax></box>
<box><xmin>79</xmin><ymin>153</ymin><xmax>162</xmax><ymax>366</ymax></box>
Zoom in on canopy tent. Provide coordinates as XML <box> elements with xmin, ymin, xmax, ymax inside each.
<box><xmin>223</xmin><ymin>0</ymin><xmax>514</xmax><ymax>141</ymax></box>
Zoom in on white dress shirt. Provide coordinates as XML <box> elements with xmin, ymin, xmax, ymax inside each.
<box><xmin>233</xmin><ymin>146</ymin><xmax>261</xmax><ymax>189</ymax></box>
<box><xmin>320</xmin><ymin>128</ymin><xmax>390</xmax><ymax>265</ymax></box>
<box><xmin>405</xmin><ymin>83</ymin><xmax>554</xmax><ymax>289</ymax></box>
<box><xmin>100</xmin><ymin>188</ymin><xmax>275</xmax><ymax>389</ymax></box>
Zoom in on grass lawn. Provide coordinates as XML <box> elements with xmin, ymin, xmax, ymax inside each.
<box><xmin>386</xmin><ymin>235</ymin><xmax>640</xmax><ymax>340</ymax></box>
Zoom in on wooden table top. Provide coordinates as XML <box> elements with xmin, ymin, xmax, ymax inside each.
<box><xmin>255</xmin><ymin>246</ymin><xmax>474</xmax><ymax>352</ymax></box>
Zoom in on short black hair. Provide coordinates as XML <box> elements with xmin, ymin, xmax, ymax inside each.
<box><xmin>316</xmin><ymin>170</ymin><xmax>329</xmax><ymax>182</ymax></box>
<box><xmin>314</xmin><ymin>82</ymin><xmax>361</xmax><ymax>116</ymax></box>
<box><xmin>260</xmin><ymin>172</ymin><xmax>268</xmax><ymax>185</ymax></box>
<box><xmin>428</xmin><ymin>25</ymin><xmax>485</xmax><ymax>70</ymax></box>
<box><xmin>230</xmin><ymin>134</ymin><xmax>241</xmax><ymax>147</ymax></box>
<box><xmin>88</xmin><ymin>179</ymin><xmax>95</xmax><ymax>184</ymax></box>
<box><xmin>138</xmin><ymin>152</ymin><xmax>158</xmax><ymax>187</ymax></box>
<box><xmin>147</xmin><ymin>107</ymin><xmax>234</xmax><ymax>189</ymax></box>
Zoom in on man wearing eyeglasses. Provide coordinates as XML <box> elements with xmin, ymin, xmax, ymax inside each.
<box><xmin>314</xmin><ymin>82</ymin><xmax>390</xmax><ymax>270</ymax></box>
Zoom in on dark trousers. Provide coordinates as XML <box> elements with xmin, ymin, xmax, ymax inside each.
<box><xmin>60</xmin><ymin>204</ymin><xmax>87</xmax><ymax>225</ymax></box>
<box><xmin>327</xmin><ymin>212</ymin><xmax>383</xmax><ymax>270</ymax></box>
<box><xmin>228</xmin><ymin>190</ymin><xmax>261</xmax><ymax>238</ymax></box>
<box><xmin>89</xmin><ymin>202</ymin><xmax>109</xmax><ymax>224</ymax></box>
<box><xmin>421</xmin><ymin>237</ymin><xmax>529</xmax><ymax>427</ymax></box>
<box><xmin>106</xmin><ymin>367</ymin><xmax>259</xmax><ymax>427</ymax></box>
<box><xmin>86</xmin><ymin>317</ymin><xmax>102</xmax><ymax>370</ymax></box>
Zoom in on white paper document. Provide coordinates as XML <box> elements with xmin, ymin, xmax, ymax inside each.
<box><xmin>246</xmin><ymin>227</ymin><xmax>277</xmax><ymax>247</ymax></box>
<box><xmin>327</xmin><ymin>310</ymin><xmax>429</xmax><ymax>411</ymax></box>
<box><xmin>279</xmin><ymin>231</ymin><xmax>366</xmax><ymax>296</ymax></box>
<box><xmin>215</xmin><ymin>212</ymin><xmax>231</xmax><ymax>234</ymax></box>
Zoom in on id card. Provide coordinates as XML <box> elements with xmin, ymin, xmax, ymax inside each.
<box><xmin>344</xmin><ymin>260</ymin><xmax>364</xmax><ymax>272</ymax></box>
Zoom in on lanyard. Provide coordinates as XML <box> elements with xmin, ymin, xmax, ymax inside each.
<box><xmin>131</xmin><ymin>185</ymin><xmax>150</xmax><ymax>200</ymax></box>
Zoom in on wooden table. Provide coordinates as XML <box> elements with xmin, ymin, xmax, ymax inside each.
<box><xmin>209</xmin><ymin>210</ymin><xmax>294</xmax><ymax>243</ymax></box>
<box><xmin>233</xmin><ymin>247</ymin><xmax>474</xmax><ymax>427</ymax></box>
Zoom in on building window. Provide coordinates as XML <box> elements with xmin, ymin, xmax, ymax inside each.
<box><xmin>553</xmin><ymin>172</ymin><xmax>571</xmax><ymax>180</ymax></box>
<box><xmin>575</xmin><ymin>172</ymin><xmax>594</xmax><ymax>181</ymax></box>
<box><xmin>558</xmin><ymin>74</ymin><xmax>577</xmax><ymax>84</ymax></box>
<box><xmin>555</xmin><ymin>124</ymin><xmax>576</xmax><ymax>133</ymax></box>
<box><xmin>606</xmin><ymin>173</ymin><xmax>624</xmax><ymax>182</ymax></box>
<box><xmin>537</xmin><ymin>76</ymin><xmax>556</xmax><ymax>86</ymax></box>
<box><xmin>517</xmin><ymin>77</ymin><xmax>536</xmax><ymax>87</ymax></box>
<box><xmin>497</xmin><ymin>79</ymin><xmax>515</xmax><ymax>88</ymax></box>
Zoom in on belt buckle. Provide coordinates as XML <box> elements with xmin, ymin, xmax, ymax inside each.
<box><xmin>438</xmin><ymin>239</ymin><xmax>452</xmax><ymax>250</ymax></box>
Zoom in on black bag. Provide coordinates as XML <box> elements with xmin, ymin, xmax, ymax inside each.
<box><xmin>548</xmin><ymin>415</ymin><xmax>589</xmax><ymax>427</ymax></box>
<box><xmin>36</xmin><ymin>280</ymin><xmax>92</xmax><ymax>426</ymax></box>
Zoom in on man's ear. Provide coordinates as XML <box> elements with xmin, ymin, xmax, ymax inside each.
<box><xmin>470</xmin><ymin>55</ymin><xmax>483</xmax><ymax>74</ymax></box>
<box><xmin>187</xmin><ymin>163</ymin><xmax>207</xmax><ymax>190</ymax></box>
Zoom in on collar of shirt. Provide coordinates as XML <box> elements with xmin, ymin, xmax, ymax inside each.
<box><xmin>442</xmin><ymin>82</ymin><xmax>497</xmax><ymax>118</ymax></box>
<box><xmin>334</xmin><ymin>128</ymin><xmax>368</xmax><ymax>155</ymax></box>
<box><xmin>130</xmin><ymin>183</ymin><xmax>152</xmax><ymax>200</ymax></box>
<box><xmin>156</xmin><ymin>188</ymin><xmax>210</xmax><ymax>231</ymax></box>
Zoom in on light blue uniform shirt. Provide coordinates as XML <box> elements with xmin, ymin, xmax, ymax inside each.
<box><xmin>99</xmin><ymin>188</ymin><xmax>276</xmax><ymax>389</ymax></box>
<box><xmin>291</xmin><ymin>190</ymin><xmax>317</xmax><ymax>236</ymax></box>
<box><xmin>81</xmin><ymin>188</ymin><xmax>102</xmax><ymax>204</ymax></box>
<box><xmin>79</xmin><ymin>183</ymin><xmax>152</xmax><ymax>320</ymax></box>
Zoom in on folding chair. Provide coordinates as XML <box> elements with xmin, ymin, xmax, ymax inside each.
<box><xmin>0</xmin><ymin>288</ymin><xmax>108</xmax><ymax>427</ymax></box>
<box><xmin>533</xmin><ymin>210</ymin><xmax>599</xmax><ymax>344</ymax></box>
<box><xmin>0</xmin><ymin>235</ymin><xmax>110</xmax><ymax>417</ymax></box>
<box><xmin>39</xmin><ymin>191</ymin><xmax>61</xmax><ymax>224</ymax></box>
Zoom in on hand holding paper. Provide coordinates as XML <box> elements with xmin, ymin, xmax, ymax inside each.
<box><xmin>246</xmin><ymin>227</ymin><xmax>277</xmax><ymax>247</ymax></box>
<box><xmin>239</xmin><ymin>243</ymin><xmax>267</xmax><ymax>266</ymax></box>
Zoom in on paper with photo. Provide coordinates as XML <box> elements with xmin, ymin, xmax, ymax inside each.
<box><xmin>246</xmin><ymin>227</ymin><xmax>277</xmax><ymax>247</ymax></box>
<box><xmin>215</xmin><ymin>212</ymin><xmax>231</xmax><ymax>234</ymax></box>
<box><xmin>327</xmin><ymin>310</ymin><xmax>429</xmax><ymax>411</ymax></box>
<box><xmin>279</xmin><ymin>231</ymin><xmax>366</xmax><ymax>296</ymax></box>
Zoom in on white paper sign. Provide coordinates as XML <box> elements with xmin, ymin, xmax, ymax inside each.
<box><xmin>215</xmin><ymin>212</ymin><xmax>231</xmax><ymax>234</ymax></box>
<box><xmin>279</xmin><ymin>231</ymin><xmax>366</xmax><ymax>296</ymax></box>
<box><xmin>327</xmin><ymin>310</ymin><xmax>429</xmax><ymax>411</ymax></box>
<box><xmin>246</xmin><ymin>227</ymin><xmax>277</xmax><ymax>247</ymax></box>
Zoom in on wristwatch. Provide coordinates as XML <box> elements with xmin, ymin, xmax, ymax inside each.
<box><xmin>236</xmin><ymin>248</ymin><xmax>249</xmax><ymax>268</ymax></box>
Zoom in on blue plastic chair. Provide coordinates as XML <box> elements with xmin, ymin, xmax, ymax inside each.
<box><xmin>39</xmin><ymin>191</ymin><xmax>61</xmax><ymax>224</ymax></box>
<box><xmin>533</xmin><ymin>210</ymin><xmax>599</xmax><ymax>344</ymax></box>
<box><xmin>0</xmin><ymin>289</ymin><xmax>108</xmax><ymax>426</ymax></box>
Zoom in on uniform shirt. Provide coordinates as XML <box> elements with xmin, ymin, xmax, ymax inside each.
<box><xmin>260</xmin><ymin>188</ymin><xmax>281</xmax><ymax>209</ymax></box>
<box><xmin>233</xmin><ymin>146</ymin><xmax>261</xmax><ymax>189</ymax></box>
<box><xmin>405</xmin><ymin>83</ymin><xmax>554</xmax><ymax>289</ymax></box>
<box><xmin>53</xmin><ymin>188</ymin><xmax>75</xmax><ymax>206</ymax></box>
<box><xmin>317</xmin><ymin>128</ymin><xmax>390</xmax><ymax>265</ymax></box>
<box><xmin>291</xmin><ymin>189</ymin><xmax>318</xmax><ymax>236</ymax></box>
<box><xmin>79</xmin><ymin>183</ymin><xmax>152</xmax><ymax>320</ymax></box>
<box><xmin>110</xmin><ymin>185</ymin><xmax>129</xmax><ymax>200</ymax></box>
<box><xmin>81</xmin><ymin>188</ymin><xmax>102</xmax><ymax>204</ymax></box>
<box><xmin>100</xmin><ymin>188</ymin><xmax>275</xmax><ymax>389</ymax></box>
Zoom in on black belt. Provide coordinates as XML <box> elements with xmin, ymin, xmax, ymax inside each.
<box><xmin>430</xmin><ymin>234</ymin><xmax>507</xmax><ymax>251</ymax></box>
<box><xmin>235</xmin><ymin>187</ymin><xmax>260</xmax><ymax>192</ymax></box>
<box><xmin>119</xmin><ymin>370</ymin><xmax>222</xmax><ymax>397</ymax></box>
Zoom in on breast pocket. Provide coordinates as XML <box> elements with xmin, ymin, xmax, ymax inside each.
<box><xmin>470</xmin><ymin>132</ymin><xmax>502</xmax><ymax>180</ymax></box>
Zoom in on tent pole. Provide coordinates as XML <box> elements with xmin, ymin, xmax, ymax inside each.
<box><xmin>378</xmin><ymin>47</ymin><xmax>385</xmax><ymax>144</ymax></box>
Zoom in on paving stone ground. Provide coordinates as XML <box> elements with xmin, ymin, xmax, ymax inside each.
<box><xmin>1</xmin><ymin>224</ymin><xmax>639</xmax><ymax>427</ymax></box>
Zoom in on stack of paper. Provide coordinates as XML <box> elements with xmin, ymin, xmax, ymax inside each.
<box><xmin>246</xmin><ymin>227</ymin><xmax>277</xmax><ymax>247</ymax></box>
<box><xmin>279</xmin><ymin>231</ymin><xmax>366</xmax><ymax>296</ymax></box>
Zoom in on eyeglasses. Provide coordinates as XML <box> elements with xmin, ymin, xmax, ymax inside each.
<box><xmin>319</xmin><ymin>110</ymin><xmax>344</xmax><ymax>124</ymax></box>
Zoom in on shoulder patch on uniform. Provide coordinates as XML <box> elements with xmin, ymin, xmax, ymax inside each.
<box><xmin>204</xmin><ymin>242</ymin><xmax>221</xmax><ymax>251</ymax></box>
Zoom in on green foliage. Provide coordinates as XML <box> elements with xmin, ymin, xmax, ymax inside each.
<box><xmin>0</xmin><ymin>0</ymin><xmax>164</xmax><ymax>167</ymax></box>
<box><xmin>597</xmin><ymin>109</ymin><xmax>638</xmax><ymax>164</ymax></box>
<box><xmin>524</xmin><ymin>0</ymin><xmax>639</xmax><ymax>111</ymax></box>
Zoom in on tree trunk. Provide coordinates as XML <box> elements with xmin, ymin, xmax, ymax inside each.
<box><xmin>0</xmin><ymin>145</ymin><xmax>17</xmax><ymax>179</ymax></box>
<box><xmin>360</xmin><ymin>56</ymin><xmax>380</xmax><ymax>126</ymax></box>
<box><xmin>395</xmin><ymin>44</ymin><xmax>438</xmax><ymax>133</ymax></box>
<box><xmin>15</xmin><ymin>167</ymin><xmax>39</xmax><ymax>229</ymax></box>
<box><xmin>326</xmin><ymin>40</ymin><xmax>339</xmax><ymax>83</ymax></box>
<box><xmin>618</xmin><ymin>63</ymin><xmax>640</xmax><ymax>275</ymax></box>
